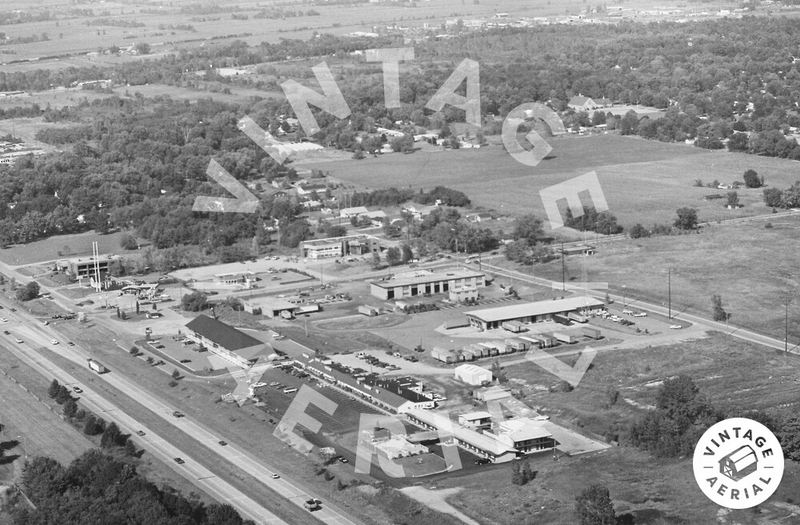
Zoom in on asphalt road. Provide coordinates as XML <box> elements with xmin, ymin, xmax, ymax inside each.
<box><xmin>0</xmin><ymin>303</ymin><xmax>358</xmax><ymax>525</ymax></box>
<box><xmin>0</xmin><ymin>328</ymin><xmax>286</xmax><ymax>525</ymax></box>
<box><xmin>480</xmin><ymin>262</ymin><xmax>798</xmax><ymax>355</ymax></box>
<box><xmin>0</xmin><ymin>258</ymin><xmax>361</xmax><ymax>525</ymax></box>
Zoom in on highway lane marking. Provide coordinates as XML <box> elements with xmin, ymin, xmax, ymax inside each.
<box><xmin>0</xmin><ymin>332</ymin><xmax>289</xmax><ymax>525</ymax></box>
<box><xmin>5</xmin><ymin>322</ymin><xmax>357</xmax><ymax>525</ymax></box>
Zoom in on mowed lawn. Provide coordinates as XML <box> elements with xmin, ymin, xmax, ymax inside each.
<box><xmin>0</xmin><ymin>230</ymin><xmax>135</xmax><ymax>266</ymax></box>
<box><xmin>529</xmin><ymin>217</ymin><xmax>800</xmax><ymax>341</ymax></box>
<box><xmin>316</xmin><ymin>134</ymin><xmax>800</xmax><ymax>228</ymax></box>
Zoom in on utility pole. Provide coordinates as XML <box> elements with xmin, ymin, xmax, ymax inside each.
<box><xmin>668</xmin><ymin>266</ymin><xmax>672</xmax><ymax>320</ymax></box>
<box><xmin>560</xmin><ymin>242</ymin><xmax>566</xmax><ymax>292</ymax></box>
<box><xmin>786</xmin><ymin>298</ymin><xmax>791</xmax><ymax>353</ymax></box>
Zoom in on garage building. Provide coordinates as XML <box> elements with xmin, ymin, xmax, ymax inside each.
<box><xmin>370</xmin><ymin>269</ymin><xmax>485</xmax><ymax>301</ymax></box>
<box><xmin>454</xmin><ymin>364</ymin><xmax>492</xmax><ymax>386</ymax></box>
<box><xmin>466</xmin><ymin>296</ymin><xmax>604</xmax><ymax>331</ymax></box>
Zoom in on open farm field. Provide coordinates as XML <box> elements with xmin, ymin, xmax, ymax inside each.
<box><xmin>112</xmin><ymin>83</ymin><xmax>282</xmax><ymax>105</ymax></box>
<box><xmin>0</xmin><ymin>90</ymin><xmax>111</xmax><ymax>110</ymax></box>
<box><xmin>505</xmin><ymin>332</ymin><xmax>800</xmax><ymax>440</ymax></box>
<box><xmin>0</xmin><ymin>229</ymin><xmax>133</xmax><ymax>266</ymax></box>
<box><xmin>529</xmin><ymin>217</ymin><xmax>800</xmax><ymax>341</ymax></box>
<box><xmin>319</xmin><ymin>134</ymin><xmax>800</xmax><ymax>228</ymax></box>
<box><xmin>1</xmin><ymin>0</ymin><xmax>745</xmax><ymax>64</ymax></box>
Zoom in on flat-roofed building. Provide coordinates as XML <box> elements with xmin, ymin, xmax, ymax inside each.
<box><xmin>406</xmin><ymin>408</ymin><xmax>517</xmax><ymax>463</ymax></box>
<box><xmin>58</xmin><ymin>254</ymin><xmax>119</xmax><ymax>279</ymax></box>
<box><xmin>454</xmin><ymin>364</ymin><xmax>492</xmax><ymax>386</ymax></box>
<box><xmin>242</xmin><ymin>298</ymin><xmax>320</xmax><ymax>319</ymax></box>
<box><xmin>214</xmin><ymin>271</ymin><xmax>256</xmax><ymax>289</ymax></box>
<box><xmin>300</xmin><ymin>234</ymin><xmax>380</xmax><ymax>259</ymax></box>
<box><xmin>458</xmin><ymin>410</ymin><xmax>493</xmax><ymax>430</ymax></box>
<box><xmin>494</xmin><ymin>418</ymin><xmax>557</xmax><ymax>454</ymax></box>
<box><xmin>370</xmin><ymin>269</ymin><xmax>485</xmax><ymax>301</ymax></box>
<box><xmin>466</xmin><ymin>296</ymin><xmax>604</xmax><ymax>331</ymax></box>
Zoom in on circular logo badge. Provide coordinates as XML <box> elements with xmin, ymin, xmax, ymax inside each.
<box><xmin>693</xmin><ymin>417</ymin><xmax>784</xmax><ymax>509</ymax></box>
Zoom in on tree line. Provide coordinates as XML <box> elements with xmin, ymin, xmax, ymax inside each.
<box><xmin>12</xmin><ymin>450</ymin><xmax>253</xmax><ymax>524</ymax></box>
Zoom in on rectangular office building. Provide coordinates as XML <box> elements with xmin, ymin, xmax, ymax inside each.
<box><xmin>370</xmin><ymin>269</ymin><xmax>485</xmax><ymax>301</ymax></box>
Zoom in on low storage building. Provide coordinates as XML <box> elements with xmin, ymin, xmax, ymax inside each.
<box><xmin>454</xmin><ymin>364</ymin><xmax>492</xmax><ymax>386</ymax></box>
<box><xmin>466</xmin><ymin>297</ymin><xmax>604</xmax><ymax>331</ymax></box>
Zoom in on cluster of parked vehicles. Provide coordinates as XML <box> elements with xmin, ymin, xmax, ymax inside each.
<box><xmin>355</xmin><ymin>352</ymin><xmax>400</xmax><ymax>370</ymax></box>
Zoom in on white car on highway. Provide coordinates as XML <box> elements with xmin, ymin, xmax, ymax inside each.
<box><xmin>50</xmin><ymin>339</ymin><xmax>59</xmax><ymax>345</ymax></box>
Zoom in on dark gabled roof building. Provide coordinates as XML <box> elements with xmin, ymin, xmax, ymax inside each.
<box><xmin>185</xmin><ymin>314</ymin><xmax>263</xmax><ymax>368</ymax></box>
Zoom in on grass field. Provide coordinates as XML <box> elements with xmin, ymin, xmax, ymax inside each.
<box><xmin>524</xmin><ymin>216</ymin><xmax>800</xmax><ymax>342</ymax></box>
<box><xmin>446</xmin><ymin>446</ymin><xmax>800</xmax><ymax>525</ymax></box>
<box><xmin>0</xmin><ymin>353</ymin><xmax>95</xmax><ymax>469</ymax></box>
<box><xmin>1</xmin><ymin>0</ymin><xmax>746</xmax><ymax>65</ymax></box>
<box><xmin>504</xmin><ymin>332</ymin><xmax>800</xmax><ymax>441</ymax></box>
<box><xmin>0</xmin><ymin>229</ymin><xmax>134</xmax><ymax>266</ymax></box>
<box><xmin>317</xmin><ymin>134</ymin><xmax>800</xmax><ymax>228</ymax></box>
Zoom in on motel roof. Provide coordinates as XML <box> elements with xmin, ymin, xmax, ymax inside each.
<box><xmin>299</xmin><ymin>357</ymin><xmax>411</xmax><ymax>410</ymax></box>
<box><xmin>371</xmin><ymin>269</ymin><xmax>485</xmax><ymax>289</ymax></box>
<box><xmin>185</xmin><ymin>315</ymin><xmax>262</xmax><ymax>351</ymax></box>
<box><xmin>466</xmin><ymin>296</ymin><xmax>604</xmax><ymax>323</ymax></box>
<box><xmin>459</xmin><ymin>411</ymin><xmax>492</xmax><ymax>421</ymax></box>
<box><xmin>497</xmin><ymin>418</ymin><xmax>553</xmax><ymax>443</ymax></box>
<box><xmin>406</xmin><ymin>408</ymin><xmax>516</xmax><ymax>456</ymax></box>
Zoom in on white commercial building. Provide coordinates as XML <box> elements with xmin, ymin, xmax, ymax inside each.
<box><xmin>454</xmin><ymin>364</ymin><xmax>492</xmax><ymax>386</ymax></box>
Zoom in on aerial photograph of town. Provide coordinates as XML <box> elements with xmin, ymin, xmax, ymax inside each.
<box><xmin>0</xmin><ymin>0</ymin><xmax>799</xmax><ymax>524</ymax></box>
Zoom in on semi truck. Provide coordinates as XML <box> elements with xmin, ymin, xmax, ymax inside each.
<box><xmin>552</xmin><ymin>313</ymin><xmax>572</xmax><ymax>326</ymax></box>
<box><xmin>581</xmin><ymin>327</ymin><xmax>603</xmax><ymax>340</ymax></box>
<box><xmin>552</xmin><ymin>332</ymin><xmax>578</xmax><ymax>344</ymax></box>
<box><xmin>501</xmin><ymin>320</ymin><xmax>526</xmax><ymax>333</ymax></box>
<box><xmin>520</xmin><ymin>334</ymin><xmax>557</xmax><ymax>349</ymax></box>
<box><xmin>87</xmin><ymin>359</ymin><xmax>108</xmax><ymax>374</ymax></box>
<box><xmin>568</xmin><ymin>312</ymin><xmax>588</xmax><ymax>323</ymax></box>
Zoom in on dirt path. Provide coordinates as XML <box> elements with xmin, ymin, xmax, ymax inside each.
<box><xmin>399</xmin><ymin>486</ymin><xmax>482</xmax><ymax>525</ymax></box>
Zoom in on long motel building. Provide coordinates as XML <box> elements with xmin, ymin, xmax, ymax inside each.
<box><xmin>294</xmin><ymin>355</ymin><xmax>437</xmax><ymax>414</ymax></box>
<box><xmin>406</xmin><ymin>408</ymin><xmax>557</xmax><ymax>463</ymax></box>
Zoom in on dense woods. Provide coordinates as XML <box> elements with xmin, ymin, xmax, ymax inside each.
<box><xmin>2</xmin><ymin>17</ymin><xmax>800</xmax><ymax>252</ymax></box>
<box><xmin>11</xmin><ymin>450</ymin><xmax>253</xmax><ymax>525</ymax></box>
